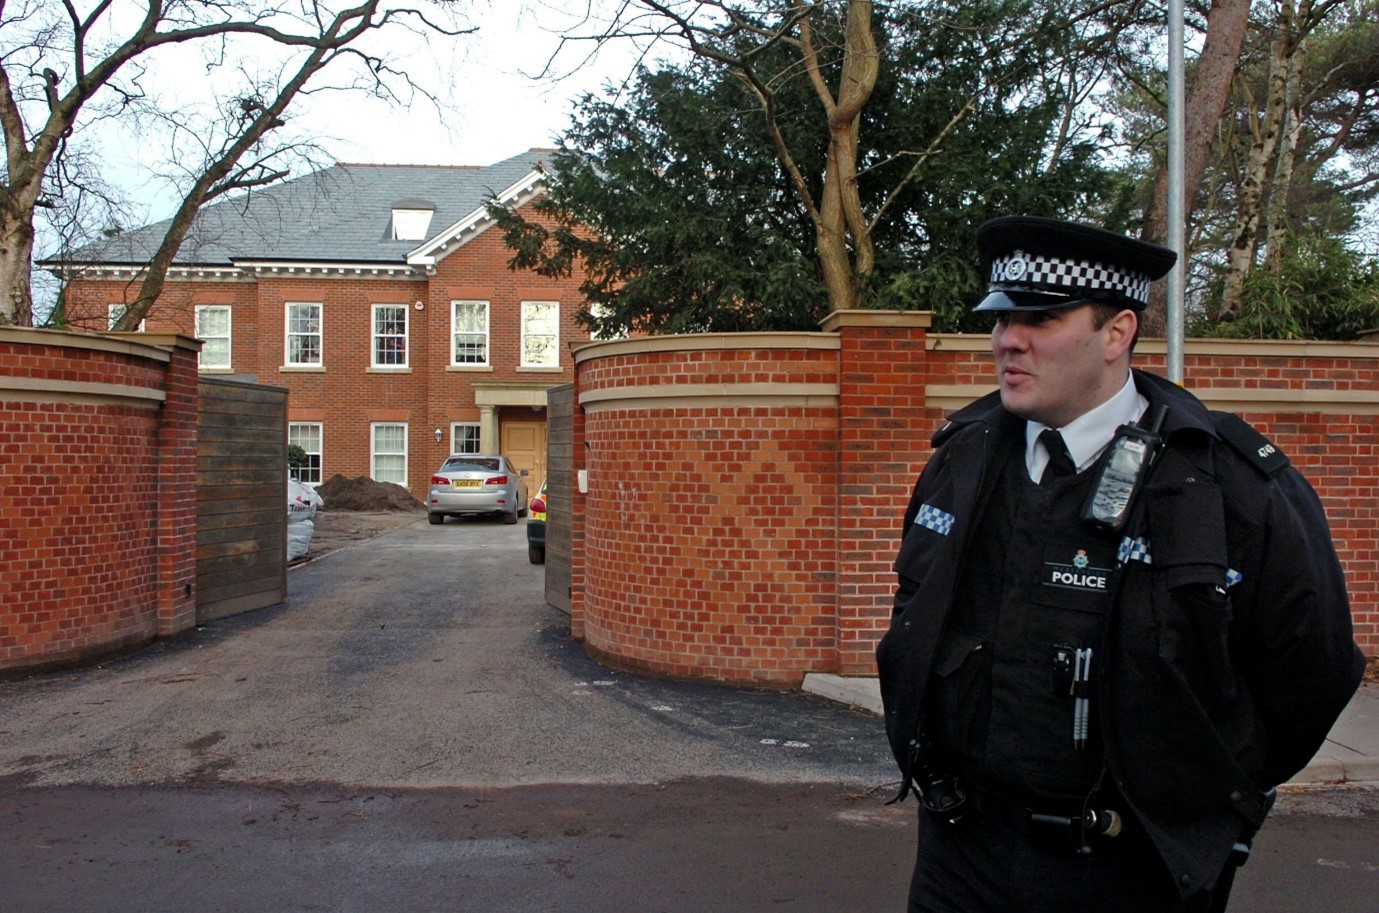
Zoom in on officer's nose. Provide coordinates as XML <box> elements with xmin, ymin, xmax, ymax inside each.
<box><xmin>992</xmin><ymin>316</ymin><xmax>1030</xmax><ymax>354</ymax></box>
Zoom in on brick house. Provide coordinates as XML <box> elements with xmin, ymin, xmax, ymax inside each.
<box><xmin>47</xmin><ymin>149</ymin><xmax>588</xmax><ymax>504</ymax></box>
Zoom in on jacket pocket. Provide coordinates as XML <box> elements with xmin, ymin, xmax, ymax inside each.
<box><xmin>1144</xmin><ymin>481</ymin><xmax>1240</xmax><ymax>707</ymax></box>
<box><xmin>1146</xmin><ymin>481</ymin><xmax>1229</xmax><ymax>595</ymax></box>
<box><xmin>927</xmin><ymin>628</ymin><xmax>991</xmax><ymax>757</ymax></box>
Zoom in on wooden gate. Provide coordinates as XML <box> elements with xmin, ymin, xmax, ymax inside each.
<box><xmin>196</xmin><ymin>378</ymin><xmax>288</xmax><ymax>622</ymax></box>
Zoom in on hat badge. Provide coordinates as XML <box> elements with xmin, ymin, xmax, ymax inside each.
<box><xmin>1004</xmin><ymin>254</ymin><xmax>1028</xmax><ymax>282</ymax></box>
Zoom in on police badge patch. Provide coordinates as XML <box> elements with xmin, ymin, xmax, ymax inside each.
<box><xmin>1043</xmin><ymin>546</ymin><xmax>1114</xmax><ymax>594</ymax></box>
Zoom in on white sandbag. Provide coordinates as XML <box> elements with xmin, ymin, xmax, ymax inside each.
<box><xmin>288</xmin><ymin>479</ymin><xmax>320</xmax><ymax>522</ymax></box>
<box><xmin>287</xmin><ymin>518</ymin><xmax>315</xmax><ymax>560</ymax></box>
<box><xmin>287</xmin><ymin>479</ymin><xmax>321</xmax><ymax>559</ymax></box>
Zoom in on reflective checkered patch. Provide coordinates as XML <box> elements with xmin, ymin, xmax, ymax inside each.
<box><xmin>1119</xmin><ymin>536</ymin><xmax>1244</xmax><ymax>590</ymax></box>
<box><xmin>916</xmin><ymin>504</ymin><xmax>955</xmax><ymax>536</ymax></box>
<box><xmin>991</xmin><ymin>250</ymin><xmax>1152</xmax><ymax>305</ymax></box>
<box><xmin>1118</xmin><ymin>536</ymin><xmax>1152</xmax><ymax>565</ymax></box>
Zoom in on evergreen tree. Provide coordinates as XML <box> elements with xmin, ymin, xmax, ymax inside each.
<box><xmin>492</xmin><ymin>0</ymin><xmax>1121</xmax><ymax>335</ymax></box>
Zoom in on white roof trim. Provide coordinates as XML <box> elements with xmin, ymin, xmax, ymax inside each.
<box><xmin>48</xmin><ymin>261</ymin><xmax>428</xmax><ymax>281</ymax></box>
<box><xmin>407</xmin><ymin>168</ymin><xmax>547</xmax><ymax>267</ymax></box>
<box><xmin>47</xmin><ymin>264</ymin><xmax>251</xmax><ymax>282</ymax></box>
<box><xmin>235</xmin><ymin>260</ymin><xmax>425</xmax><ymax>278</ymax></box>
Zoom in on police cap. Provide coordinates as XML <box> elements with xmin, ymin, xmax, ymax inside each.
<box><xmin>974</xmin><ymin>216</ymin><xmax>1177</xmax><ymax>313</ymax></box>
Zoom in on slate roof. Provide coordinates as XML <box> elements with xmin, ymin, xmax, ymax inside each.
<box><xmin>56</xmin><ymin>149</ymin><xmax>551</xmax><ymax>268</ymax></box>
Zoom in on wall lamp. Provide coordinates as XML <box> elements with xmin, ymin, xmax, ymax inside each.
<box><xmin>434</xmin><ymin>428</ymin><xmax>443</xmax><ymax>443</ymax></box>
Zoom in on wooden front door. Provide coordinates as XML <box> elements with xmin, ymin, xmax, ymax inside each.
<box><xmin>501</xmin><ymin>419</ymin><xmax>547</xmax><ymax>487</ymax></box>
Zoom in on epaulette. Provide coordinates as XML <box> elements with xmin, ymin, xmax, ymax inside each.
<box><xmin>933</xmin><ymin>390</ymin><xmax>1004</xmax><ymax>447</ymax></box>
<box><xmin>932</xmin><ymin>420</ymin><xmax>959</xmax><ymax>447</ymax></box>
<box><xmin>1211</xmin><ymin>411</ymin><xmax>1291</xmax><ymax>477</ymax></box>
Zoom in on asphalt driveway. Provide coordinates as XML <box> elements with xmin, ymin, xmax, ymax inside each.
<box><xmin>0</xmin><ymin>515</ymin><xmax>911</xmax><ymax>912</ymax></box>
<box><xmin>1</xmin><ymin>516</ymin><xmax>896</xmax><ymax>790</ymax></box>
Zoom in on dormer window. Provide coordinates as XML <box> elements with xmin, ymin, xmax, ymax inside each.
<box><xmin>391</xmin><ymin>198</ymin><xmax>435</xmax><ymax>241</ymax></box>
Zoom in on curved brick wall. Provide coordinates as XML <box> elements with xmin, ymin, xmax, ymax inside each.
<box><xmin>568</xmin><ymin>315</ymin><xmax>1376</xmax><ymax>688</ymax></box>
<box><xmin>575</xmin><ymin>334</ymin><xmax>843</xmax><ymax>686</ymax></box>
<box><xmin>0</xmin><ymin>328</ymin><xmax>199</xmax><ymax>675</ymax></box>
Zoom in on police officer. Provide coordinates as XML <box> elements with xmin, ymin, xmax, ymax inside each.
<box><xmin>876</xmin><ymin>216</ymin><xmax>1365</xmax><ymax>912</ymax></box>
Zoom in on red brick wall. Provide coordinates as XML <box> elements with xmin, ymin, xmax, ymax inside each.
<box><xmin>570</xmin><ymin>316</ymin><xmax>1378</xmax><ymax>686</ymax></box>
<box><xmin>0</xmin><ymin>328</ymin><xmax>201</xmax><ymax>674</ymax></box>
<box><xmin>574</xmin><ymin>336</ymin><xmax>841</xmax><ymax>686</ymax></box>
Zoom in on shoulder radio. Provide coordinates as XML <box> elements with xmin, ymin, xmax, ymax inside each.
<box><xmin>1081</xmin><ymin>404</ymin><xmax>1168</xmax><ymax>533</ymax></box>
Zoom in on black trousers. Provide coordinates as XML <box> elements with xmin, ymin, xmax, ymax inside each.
<box><xmin>908</xmin><ymin>803</ymin><xmax>1220</xmax><ymax>913</ymax></box>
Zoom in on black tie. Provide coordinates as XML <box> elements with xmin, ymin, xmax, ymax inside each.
<box><xmin>1039</xmin><ymin>429</ymin><xmax>1076</xmax><ymax>484</ymax></box>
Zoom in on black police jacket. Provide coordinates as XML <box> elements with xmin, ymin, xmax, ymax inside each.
<box><xmin>877</xmin><ymin>369</ymin><xmax>1365</xmax><ymax>899</ymax></box>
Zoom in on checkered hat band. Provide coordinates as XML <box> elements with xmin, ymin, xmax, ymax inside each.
<box><xmin>990</xmin><ymin>251</ymin><xmax>1152</xmax><ymax>305</ymax></box>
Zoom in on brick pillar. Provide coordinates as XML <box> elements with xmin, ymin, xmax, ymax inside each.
<box><xmin>823</xmin><ymin>310</ymin><xmax>934</xmax><ymax>675</ymax></box>
<box><xmin>146</xmin><ymin>336</ymin><xmax>202</xmax><ymax>637</ymax></box>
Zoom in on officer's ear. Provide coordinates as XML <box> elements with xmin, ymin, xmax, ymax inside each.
<box><xmin>1099</xmin><ymin>307</ymin><xmax>1138</xmax><ymax>362</ymax></box>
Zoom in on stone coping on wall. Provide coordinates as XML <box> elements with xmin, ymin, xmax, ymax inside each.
<box><xmin>0</xmin><ymin>325</ymin><xmax>178</xmax><ymax>360</ymax></box>
<box><xmin>0</xmin><ymin>326</ymin><xmax>195</xmax><ymax>409</ymax></box>
<box><xmin>570</xmin><ymin>319</ymin><xmax>1378</xmax><ymax>415</ymax></box>
<box><xmin>818</xmin><ymin>308</ymin><xmax>933</xmax><ymax>332</ymax></box>
<box><xmin>571</xmin><ymin>330</ymin><xmax>841</xmax><ymax>364</ymax></box>
<box><xmin>580</xmin><ymin>382</ymin><xmax>840</xmax><ymax>412</ymax></box>
<box><xmin>926</xmin><ymin>383</ymin><xmax>1379</xmax><ymax>414</ymax></box>
<box><xmin>925</xmin><ymin>333</ymin><xmax>1379</xmax><ymax>414</ymax></box>
<box><xmin>927</xmin><ymin>331</ymin><xmax>1379</xmax><ymax>359</ymax></box>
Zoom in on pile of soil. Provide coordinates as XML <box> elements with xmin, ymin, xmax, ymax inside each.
<box><xmin>315</xmin><ymin>474</ymin><xmax>425</xmax><ymax>512</ymax></box>
<box><xmin>1366</xmin><ymin>655</ymin><xmax>1379</xmax><ymax>685</ymax></box>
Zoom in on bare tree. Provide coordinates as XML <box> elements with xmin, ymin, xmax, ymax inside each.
<box><xmin>0</xmin><ymin>0</ymin><xmax>471</xmax><ymax>327</ymax></box>
<box><xmin>548</xmin><ymin>1</ymin><xmax>882</xmax><ymax>313</ymax></box>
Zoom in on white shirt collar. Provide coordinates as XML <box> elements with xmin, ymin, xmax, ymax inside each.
<box><xmin>1025</xmin><ymin>373</ymin><xmax>1147</xmax><ymax>480</ymax></box>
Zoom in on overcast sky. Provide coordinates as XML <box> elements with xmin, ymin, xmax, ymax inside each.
<box><xmin>294</xmin><ymin>3</ymin><xmax>649</xmax><ymax>169</ymax></box>
<box><xmin>30</xmin><ymin>4</ymin><xmax>655</xmax><ymax>318</ymax></box>
<box><xmin>87</xmin><ymin>2</ymin><xmax>653</xmax><ymax>221</ymax></box>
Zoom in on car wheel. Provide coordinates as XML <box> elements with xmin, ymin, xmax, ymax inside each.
<box><xmin>428</xmin><ymin>512</ymin><xmax>444</xmax><ymax>525</ymax></box>
<box><xmin>529</xmin><ymin>545</ymin><xmax>545</xmax><ymax>564</ymax></box>
<box><xmin>503</xmin><ymin>507</ymin><xmax>518</xmax><ymax>525</ymax></box>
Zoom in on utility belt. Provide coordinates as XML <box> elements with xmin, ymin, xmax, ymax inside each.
<box><xmin>924</xmin><ymin>777</ymin><xmax>1130</xmax><ymax>855</ymax></box>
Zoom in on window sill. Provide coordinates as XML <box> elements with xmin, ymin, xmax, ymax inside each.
<box><xmin>367</xmin><ymin>367</ymin><xmax>412</xmax><ymax>374</ymax></box>
<box><xmin>447</xmin><ymin>365</ymin><xmax>494</xmax><ymax>372</ymax></box>
<box><xmin>280</xmin><ymin>365</ymin><xmax>326</xmax><ymax>373</ymax></box>
<box><xmin>517</xmin><ymin>366</ymin><xmax>564</xmax><ymax>373</ymax></box>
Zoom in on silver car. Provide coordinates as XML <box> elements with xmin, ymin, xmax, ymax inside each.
<box><xmin>427</xmin><ymin>455</ymin><xmax>530</xmax><ymax>525</ymax></box>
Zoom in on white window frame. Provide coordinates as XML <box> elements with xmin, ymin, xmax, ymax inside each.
<box><xmin>521</xmin><ymin>300</ymin><xmax>560</xmax><ymax>368</ymax></box>
<box><xmin>107</xmin><ymin>303</ymin><xmax>146</xmax><ymax>332</ymax></box>
<box><xmin>450</xmin><ymin>422</ymin><xmax>481</xmax><ymax>455</ymax></box>
<box><xmin>451</xmin><ymin>300</ymin><xmax>489</xmax><ymax>366</ymax></box>
<box><xmin>285</xmin><ymin>302</ymin><xmax>323</xmax><ymax>367</ymax></box>
<box><xmin>391</xmin><ymin>208</ymin><xmax>433</xmax><ymax>241</ymax></box>
<box><xmin>371</xmin><ymin>303</ymin><xmax>409</xmax><ymax>368</ymax></box>
<box><xmin>195</xmin><ymin>305</ymin><xmax>232</xmax><ymax>370</ymax></box>
<box><xmin>288</xmin><ymin>422</ymin><xmax>323</xmax><ymax>486</ymax></box>
<box><xmin>371</xmin><ymin>422</ymin><xmax>408</xmax><ymax>486</ymax></box>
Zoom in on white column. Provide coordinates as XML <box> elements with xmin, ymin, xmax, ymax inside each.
<box><xmin>479</xmin><ymin>405</ymin><xmax>498</xmax><ymax>453</ymax></box>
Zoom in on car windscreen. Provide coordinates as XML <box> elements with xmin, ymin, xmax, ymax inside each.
<box><xmin>441</xmin><ymin>458</ymin><xmax>501</xmax><ymax>473</ymax></box>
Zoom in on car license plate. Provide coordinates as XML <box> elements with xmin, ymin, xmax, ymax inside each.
<box><xmin>453</xmin><ymin>479</ymin><xmax>481</xmax><ymax>488</ymax></box>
